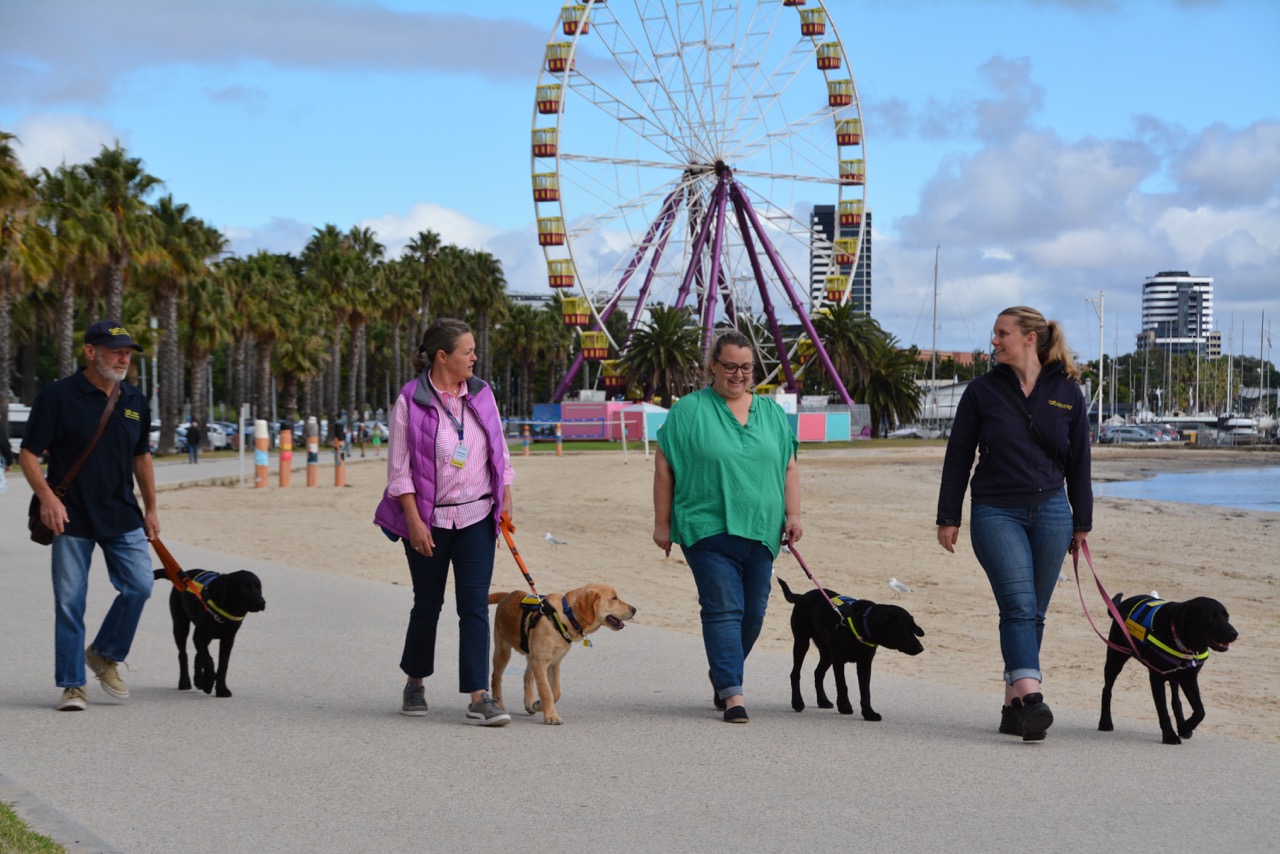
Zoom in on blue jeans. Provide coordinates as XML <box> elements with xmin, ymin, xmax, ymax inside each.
<box><xmin>400</xmin><ymin>519</ymin><xmax>496</xmax><ymax>693</ymax></box>
<box><xmin>188</xmin><ymin>443</ymin><xmax>199</xmax><ymax>463</ymax></box>
<box><xmin>969</xmin><ymin>492</ymin><xmax>1073</xmax><ymax>685</ymax></box>
<box><xmin>681</xmin><ymin>532</ymin><xmax>774</xmax><ymax>700</ymax></box>
<box><xmin>51</xmin><ymin>528</ymin><xmax>153</xmax><ymax>688</ymax></box>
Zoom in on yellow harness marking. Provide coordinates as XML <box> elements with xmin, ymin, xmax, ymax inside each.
<box><xmin>1124</xmin><ymin>618</ymin><xmax>1148</xmax><ymax>642</ymax></box>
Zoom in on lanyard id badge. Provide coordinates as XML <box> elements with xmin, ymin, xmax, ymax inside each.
<box><xmin>449</xmin><ymin>443</ymin><xmax>470</xmax><ymax>468</ymax></box>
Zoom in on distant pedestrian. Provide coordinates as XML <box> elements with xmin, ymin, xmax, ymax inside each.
<box><xmin>935</xmin><ymin>305</ymin><xmax>1093</xmax><ymax>742</ymax></box>
<box><xmin>186</xmin><ymin>421</ymin><xmax>202</xmax><ymax>464</ymax></box>
<box><xmin>19</xmin><ymin>320</ymin><xmax>159</xmax><ymax>712</ymax></box>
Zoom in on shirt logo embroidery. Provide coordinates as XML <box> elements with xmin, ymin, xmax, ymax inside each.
<box><xmin>124</xmin><ymin>408</ymin><xmax>141</xmax><ymax>421</ymax></box>
<box><xmin>1048</xmin><ymin>399</ymin><xmax>1072</xmax><ymax>410</ymax></box>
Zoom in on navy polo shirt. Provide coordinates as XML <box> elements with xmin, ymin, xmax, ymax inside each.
<box><xmin>22</xmin><ymin>370</ymin><xmax>151</xmax><ymax>539</ymax></box>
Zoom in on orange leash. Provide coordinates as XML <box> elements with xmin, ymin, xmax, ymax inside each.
<box><xmin>150</xmin><ymin>537</ymin><xmax>192</xmax><ymax>594</ymax></box>
<box><xmin>498</xmin><ymin>513</ymin><xmax>542</xmax><ymax>597</ymax></box>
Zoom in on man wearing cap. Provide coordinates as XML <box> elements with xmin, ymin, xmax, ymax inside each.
<box><xmin>19</xmin><ymin>320</ymin><xmax>160</xmax><ymax>712</ymax></box>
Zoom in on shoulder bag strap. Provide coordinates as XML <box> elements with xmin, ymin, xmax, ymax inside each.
<box><xmin>52</xmin><ymin>382</ymin><xmax>121</xmax><ymax>497</ymax></box>
<box><xmin>989</xmin><ymin>375</ymin><xmax>1068</xmax><ymax>474</ymax></box>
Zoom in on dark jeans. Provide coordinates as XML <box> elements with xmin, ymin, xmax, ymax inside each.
<box><xmin>399</xmin><ymin>519</ymin><xmax>496</xmax><ymax>693</ymax></box>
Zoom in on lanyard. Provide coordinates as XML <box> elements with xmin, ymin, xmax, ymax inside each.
<box><xmin>431</xmin><ymin>385</ymin><xmax>465</xmax><ymax>441</ymax></box>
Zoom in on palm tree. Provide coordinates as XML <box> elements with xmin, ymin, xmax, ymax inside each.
<box><xmin>0</xmin><ymin>130</ymin><xmax>49</xmax><ymax>427</ymax></box>
<box><xmin>812</xmin><ymin>303</ymin><xmax>880</xmax><ymax>391</ymax></box>
<box><xmin>182</xmin><ymin>272</ymin><xmax>233</xmax><ymax>436</ymax></box>
<box><xmin>404</xmin><ymin>229</ymin><xmax>441</xmax><ymax>338</ymax></box>
<box><xmin>342</xmin><ymin>225</ymin><xmax>384</xmax><ymax>418</ymax></box>
<box><xmin>275</xmin><ymin>288</ymin><xmax>331</xmax><ymax>422</ymax></box>
<box><xmin>460</xmin><ymin>249</ymin><xmax>509</xmax><ymax>380</ymax></box>
<box><xmin>144</xmin><ymin>195</ymin><xmax>225</xmax><ymax>453</ymax></box>
<box><xmin>857</xmin><ymin>336</ymin><xmax>924</xmax><ymax>438</ymax></box>
<box><xmin>82</xmin><ymin>143</ymin><xmax>161</xmax><ymax>321</ymax></box>
<box><xmin>38</xmin><ymin>165</ymin><xmax>106</xmax><ymax>377</ymax></box>
<box><xmin>619</xmin><ymin>304</ymin><xmax>703</xmax><ymax>404</ymax></box>
<box><xmin>381</xmin><ymin>256</ymin><xmax>426</xmax><ymax>390</ymax></box>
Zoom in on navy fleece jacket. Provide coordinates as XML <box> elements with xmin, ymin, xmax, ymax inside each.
<box><xmin>936</xmin><ymin>361</ymin><xmax>1093</xmax><ymax>532</ymax></box>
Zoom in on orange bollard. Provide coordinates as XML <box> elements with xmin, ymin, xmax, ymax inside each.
<box><xmin>306</xmin><ymin>417</ymin><xmax>319</xmax><ymax>487</ymax></box>
<box><xmin>279</xmin><ymin>429</ymin><xmax>293</xmax><ymax>488</ymax></box>
<box><xmin>333</xmin><ymin>434</ymin><xmax>346</xmax><ymax>487</ymax></box>
<box><xmin>523</xmin><ymin>424</ymin><xmax>531</xmax><ymax>457</ymax></box>
<box><xmin>254</xmin><ymin>419</ymin><xmax>269</xmax><ymax>489</ymax></box>
<box><xmin>555</xmin><ymin>422</ymin><xmax>563</xmax><ymax>457</ymax></box>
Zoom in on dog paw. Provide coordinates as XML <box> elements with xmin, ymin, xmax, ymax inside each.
<box><xmin>1098</xmin><ymin>722</ymin><xmax>1114</xmax><ymax>732</ymax></box>
<box><xmin>791</xmin><ymin>701</ymin><xmax>805</xmax><ymax>713</ymax></box>
<box><xmin>178</xmin><ymin>680</ymin><xmax>192</xmax><ymax>691</ymax></box>
<box><xmin>1177</xmin><ymin>728</ymin><xmax>1195</xmax><ymax>739</ymax></box>
<box><xmin>544</xmin><ymin>716</ymin><xmax>563</xmax><ymax>725</ymax></box>
<box><xmin>862</xmin><ymin>711</ymin><xmax>882</xmax><ymax>722</ymax></box>
<box><xmin>816</xmin><ymin>699</ymin><xmax>834</xmax><ymax>709</ymax></box>
<box><xmin>216</xmin><ymin>688</ymin><xmax>232</xmax><ymax>698</ymax></box>
<box><xmin>837</xmin><ymin>703</ymin><xmax>854</xmax><ymax>715</ymax></box>
<box><xmin>1162</xmin><ymin>733</ymin><xmax>1183</xmax><ymax>745</ymax></box>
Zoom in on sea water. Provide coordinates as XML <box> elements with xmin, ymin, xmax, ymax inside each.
<box><xmin>1094</xmin><ymin>465</ymin><xmax>1280</xmax><ymax>513</ymax></box>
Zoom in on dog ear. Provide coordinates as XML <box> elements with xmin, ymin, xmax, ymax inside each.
<box><xmin>575</xmin><ymin>589</ymin><xmax>599</xmax><ymax>628</ymax></box>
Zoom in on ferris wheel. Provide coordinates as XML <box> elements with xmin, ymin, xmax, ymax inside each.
<box><xmin>531</xmin><ymin>0</ymin><xmax>866</xmax><ymax>404</ymax></box>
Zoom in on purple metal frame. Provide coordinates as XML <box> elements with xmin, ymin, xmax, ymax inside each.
<box><xmin>551</xmin><ymin>169</ymin><xmax>856</xmax><ymax>409</ymax></box>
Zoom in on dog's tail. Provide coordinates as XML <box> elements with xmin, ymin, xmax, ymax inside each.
<box><xmin>489</xmin><ymin>591</ymin><xmax>515</xmax><ymax>605</ymax></box>
<box><xmin>777</xmin><ymin>576</ymin><xmax>802</xmax><ymax>604</ymax></box>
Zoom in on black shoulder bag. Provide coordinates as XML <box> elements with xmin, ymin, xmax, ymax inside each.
<box><xmin>27</xmin><ymin>383</ymin><xmax>120</xmax><ymax>546</ymax></box>
<box><xmin>990</xmin><ymin>376</ymin><xmax>1068</xmax><ymax>474</ymax></box>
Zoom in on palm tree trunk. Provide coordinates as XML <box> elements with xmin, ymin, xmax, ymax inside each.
<box><xmin>255</xmin><ymin>340</ymin><xmax>272</xmax><ymax>420</ymax></box>
<box><xmin>57</xmin><ymin>275</ymin><xmax>76</xmax><ymax>378</ymax></box>
<box><xmin>346</xmin><ymin>322</ymin><xmax>365</xmax><ymax>419</ymax></box>
<box><xmin>329</xmin><ymin>326</ymin><xmax>343</xmax><ymax>418</ymax></box>
<box><xmin>189</xmin><ymin>354</ymin><xmax>210</xmax><ymax>431</ymax></box>
<box><xmin>0</xmin><ymin>281</ymin><xmax>11</xmax><ymax>426</ymax></box>
<box><xmin>391</xmin><ymin>325</ymin><xmax>403</xmax><ymax>398</ymax></box>
<box><xmin>107</xmin><ymin>255</ymin><xmax>126</xmax><ymax>322</ymax></box>
<box><xmin>233</xmin><ymin>336</ymin><xmax>249</xmax><ymax>414</ymax></box>
<box><xmin>157</xmin><ymin>292</ymin><xmax>182</xmax><ymax>454</ymax></box>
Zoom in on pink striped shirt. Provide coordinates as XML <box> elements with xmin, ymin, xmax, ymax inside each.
<box><xmin>386</xmin><ymin>375</ymin><xmax>514</xmax><ymax>530</ymax></box>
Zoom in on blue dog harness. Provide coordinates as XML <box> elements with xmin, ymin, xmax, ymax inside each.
<box><xmin>1123</xmin><ymin>596</ymin><xmax>1210</xmax><ymax>671</ymax></box>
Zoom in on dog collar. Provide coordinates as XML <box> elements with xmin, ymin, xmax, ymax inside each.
<box><xmin>204</xmin><ymin>598</ymin><xmax>245</xmax><ymax>623</ymax></box>
<box><xmin>560</xmin><ymin>596</ymin><xmax>591</xmax><ymax>648</ymax></box>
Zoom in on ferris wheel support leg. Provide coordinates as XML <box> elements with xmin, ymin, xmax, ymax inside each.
<box><xmin>701</xmin><ymin>176</ymin><xmax>732</xmax><ymax>357</ymax></box>
<box><xmin>674</xmin><ymin>179</ymin><xmax>726</xmax><ymax>312</ymax></box>
<box><xmin>730</xmin><ymin>182</ymin><xmax>857</xmax><ymax>409</ymax></box>
<box><xmin>728</xmin><ymin>188</ymin><xmax>800</xmax><ymax>395</ymax></box>
<box><xmin>552</xmin><ymin>351</ymin><xmax>587</xmax><ymax>404</ymax></box>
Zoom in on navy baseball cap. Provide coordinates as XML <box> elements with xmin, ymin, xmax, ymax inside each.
<box><xmin>85</xmin><ymin>320</ymin><xmax>144</xmax><ymax>352</ymax></box>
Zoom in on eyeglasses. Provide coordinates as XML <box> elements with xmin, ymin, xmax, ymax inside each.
<box><xmin>715</xmin><ymin>360</ymin><xmax>754</xmax><ymax>376</ymax></box>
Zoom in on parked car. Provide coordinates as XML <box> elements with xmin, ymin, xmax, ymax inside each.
<box><xmin>1100</xmin><ymin>425</ymin><xmax>1159</xmax><ymax>444</ymax></box>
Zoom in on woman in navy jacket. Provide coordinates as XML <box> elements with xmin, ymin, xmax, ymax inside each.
<box><xmin>936</xmin><ymin>306</ymin><xmax>1093</xmax><ymax>742</ymax></box>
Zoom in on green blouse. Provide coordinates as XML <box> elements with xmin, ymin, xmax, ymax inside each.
<box><xmin>657</xmin><ymin>386</ymin><xmax>798</xmax><ymax>557</ymax></box>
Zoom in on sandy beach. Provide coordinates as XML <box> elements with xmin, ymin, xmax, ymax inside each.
<box><xmin>157</xmin><ymin>443</ymin><xmax>1279</xmax><ymax>745</ymax></box>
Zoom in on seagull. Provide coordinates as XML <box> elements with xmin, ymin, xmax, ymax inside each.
<box><xmin>544</xmin><ymin>532</ymin><xmax>568</xmax><ymax>548</ymax></box>
<box><xmin>888</xmin><ymin>577</ymin><xmax>912</xmax><ymax>598</ymax></box>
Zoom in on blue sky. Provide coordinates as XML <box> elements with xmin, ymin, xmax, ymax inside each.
<box><xmin>2</xmin><ymin>0</ymin><xmax>1277</xmax><ymax>360</ymax></box>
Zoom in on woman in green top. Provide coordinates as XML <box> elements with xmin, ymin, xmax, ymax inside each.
<box><xmin>653</xmin><ymin>330</ymin><xmax>802</xmax><ymax>723</ymax></box>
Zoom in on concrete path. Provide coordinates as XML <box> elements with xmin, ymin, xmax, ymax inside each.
<box><xmin>1</xmin><ymin>461</ymin><xmax>1277</xmax><ymax>853</ymax></box>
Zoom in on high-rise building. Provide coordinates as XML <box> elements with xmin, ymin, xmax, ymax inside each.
<box><xmin>1136</xmin><ymin>271</ymin><xmax>1219</xmax><ymax>356</ymax></box>
<box><xmin>809</xmin><ymin>206</ymin><xmax>870</xmax><ymax>314</ymax></box>
<box><xmin>809</xmin><ymin>204</ymin><xmax>835</xmax><ymax>310</ymax></box>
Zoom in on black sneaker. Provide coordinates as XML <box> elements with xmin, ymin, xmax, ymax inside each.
<box><xmin>1020</xmin><ymin>693</ymin><xmax>1054</xmax><ymax>742</ymax></box>
<box><xmin>999</xmin><ymin>698</ymin><xmax>1023</xmax><ymax>736</ymax></box>
<box><xmin>401</xmin><ymin>682</ymin><xmax>428</xmax><ymax>716</ymax></box>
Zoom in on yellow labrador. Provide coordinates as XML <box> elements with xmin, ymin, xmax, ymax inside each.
<box><xmin>489</xmin><ymin>584</ymin><xmax>636</xmax><ymax>725</ymax></box>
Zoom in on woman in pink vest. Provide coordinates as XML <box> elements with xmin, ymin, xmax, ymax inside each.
<box><xmin>374</xmin><ymin>319</ymin><xmax>515</xmax><ymax>726</ymax></box>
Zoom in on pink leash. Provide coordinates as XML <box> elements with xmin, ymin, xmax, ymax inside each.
<box><xmin>783</xmin><ymin>537</ymin><xmax>844</xmax><ymax>616</ymax></box>
<box><xmin>1073</xmin><ymin>539</ymin><xmax>1180</xmax><ymax>676</ymax></box>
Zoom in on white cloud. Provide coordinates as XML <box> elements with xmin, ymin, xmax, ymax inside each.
<box><xmin>358</xmin><ymin>203</ymin><xmax>502</xmax><ymax>259</ymax></box>
<box><xmin>10</xmin><ymin>113</ymin><xmax>120</xmax><ymax>173</ymax></box>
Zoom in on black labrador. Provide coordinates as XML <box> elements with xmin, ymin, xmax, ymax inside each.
<box><xmin>155</xmin><ymin>568</ymin><xmax>266</xmax><ymax>698</ymax></box>
<box><xmin>779</xmin><ymin>577</ymin><xmax>924</xmax><ymax>721</ymax></box>
<box><xmin>1098</xmin><ymin>593</ymin><xmax>1237</xmax><ymax>745</ymax></box>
